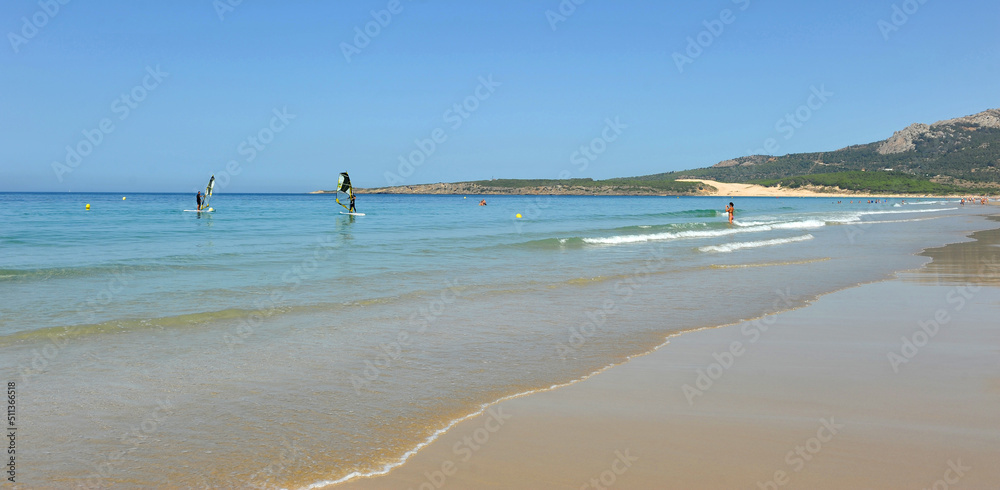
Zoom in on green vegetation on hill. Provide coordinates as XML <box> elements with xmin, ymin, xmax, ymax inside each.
<box><xmin>473</xmin><ymin>178</ymin><xmax>598</xmax><ymax>188</ymax></box>
<box><xmin>471</xmin><ymin>178</ymin><xmax>705</xmax><ymax>193</ymax></box>
<box><xmin>752</xmin><ymin>171</ymin><xmax>972</xmax><ymax>194</ymax></box>
<box><xmin>603</xmin><ymin>177</ymin><xmax>706</xmax><ymax>192</ymax></box>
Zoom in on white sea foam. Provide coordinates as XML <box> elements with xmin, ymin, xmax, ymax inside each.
<box><xmin>699</xmin><ymin>234</ymin><xmax>814</xmax><ymax>253</ymax></box>
<box><xmin>734</xmin><ymin>219</ymin><xmax>783</xmax><ymax>227</ymax></box>
<box><xmin>858</xmin><ymin>217</ymin><xmax>941</xmax><ymax>225</ymax></box>
<box><xmin>582</xmin><ymin>220</ymin><xmax>825</xmax><ymax>246</ymax></box>
<box><xmin>827</xmin><ymin>207</ymin><xmax>955</xmax><ymax>224</ymax></box>
<box><xmin>860</xmin><ymin>207</ymin><xmax>956</xmax><ymax>216</ymax></box>
<box><xmin>905</xmin><ymin>200</ymin><xmax>957</xmax><ymax>205</ymax></box>
<box><xmin>827</xmin><ymin>214</ymin><xmax>863</xmax><ymax>224</ymax></box>
<box><xmin>771</xmin><ymin>219</ymin><xmax>826</xmax><ymax>229</ymax></box>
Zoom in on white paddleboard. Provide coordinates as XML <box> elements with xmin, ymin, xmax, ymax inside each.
<box><xmin>340</xmin><ymin>211</ymin><xmax>365</xmax><ymax>216</ymax></box>
<box><xmin>184</xmin><ymin>208</ymin><xmax>214</xmax><ymax>213</ymax></box>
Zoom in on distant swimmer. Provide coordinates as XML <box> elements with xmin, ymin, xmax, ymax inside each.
<box><xmin>725</xmin><ymin>202</ymin><xmax>734</xmax><ymax>224</ymax></box>
<box><xmin>196</xmin><ymin>190</ymin><xmax>203</xmax><ymax>211</ymax></box>
<box><xmin>479</xmin><ymin>199</ymin><xmax>487</xmax><ymax>206</ymax></box>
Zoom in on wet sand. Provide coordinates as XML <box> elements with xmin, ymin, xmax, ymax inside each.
<box><xmin>339</xmin><ymin>223</ymin><xmax>1000</xmax><ymax>489</ymax></box>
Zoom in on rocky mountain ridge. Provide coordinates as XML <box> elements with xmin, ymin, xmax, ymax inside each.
<box><xmin>877</xmin><ymin>109</ymin><xmax>1000</xmax><ymax>155</ymax></box>
<box><xmin>687</xmin><ymin>108</ymin><xmax>1000</xmax><ymax>185</ymax></box>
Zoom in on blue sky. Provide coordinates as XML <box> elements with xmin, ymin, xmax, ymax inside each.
<box><xmin>2</xmin><ymin>0</ymin><xmax>998</xmax><ymax>192</ymax></box>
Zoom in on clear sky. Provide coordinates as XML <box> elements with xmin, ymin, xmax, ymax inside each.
<box><xmin>2</xmin><ymin>0</ymin><xmax>998</xmax><ymax>192</ymax></box>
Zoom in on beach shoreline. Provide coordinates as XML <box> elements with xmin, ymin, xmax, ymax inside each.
<box><xmin>334</xmin><ymin>216</ymin><xmax>1000</xmax><ymax>490</ymax></box>
<box><xmin>7</xmin><ymin>194</ymin><xmax>998</xmax><ymax>489</ymax></box>
<box><xmin>676</xmin><ymin>179</ymin><xmax>987</xmax><ymax>199</ymax></box>
<box><xmin>310</xmin><ymin>179</ymin><xmax>993</xmax><ymax>199</ymax></box>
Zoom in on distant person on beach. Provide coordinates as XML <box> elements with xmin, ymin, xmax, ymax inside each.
<box><xmin>196</xmin><ymin>191</ymin><xmax>203</xmax><ymax>210</ymax></box>
<box><xmin>725</xmin><ymin>202</ymin><xmax>734</xmax><ymax>224</ymax></box>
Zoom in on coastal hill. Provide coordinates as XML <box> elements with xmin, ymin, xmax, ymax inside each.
<box><xmin>665</xmin><ymin>108</ymin><xmax>1000</xmax><ymax>190</ymax></box>
<box><xmin>325</xmin><ymin>108</ymin><xmax>1000</xmax><ymax>196</ymax></box>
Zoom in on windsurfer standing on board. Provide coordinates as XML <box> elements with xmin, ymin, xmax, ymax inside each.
<box><xmin>196</xmin><ymin>191</ymin><xmax>203</xmax><ymax>211</ymax></box>
<box><xmin>337</xmin><ymin>172</ymin><xmax>358</xmax><ymax>214</ymax></box>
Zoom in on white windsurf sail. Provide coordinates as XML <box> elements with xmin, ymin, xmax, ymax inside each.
<box><xmin>203</xmin><ymin>175</ymin><xmax>216</xmax><ymax>210</ymax></box>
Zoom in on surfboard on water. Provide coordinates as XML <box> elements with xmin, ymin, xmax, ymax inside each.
<box><xmin>340</xmin><ymin>211</ymin><xmax>365</xmax><ymax>216</ymax></box>
<box><xmin>184</xmin><ymin>208</ymin><xmax>214</xmax><ymax>213</ymax></box>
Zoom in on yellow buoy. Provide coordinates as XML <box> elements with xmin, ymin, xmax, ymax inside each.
<box><xmin>86</xmin><ymin>204</ymin><xmax>90</xmax><ymax>210</ymax></box>
<box><xmin>515</xmin><ymin>213</ymin><xmax>522</xmax><ymax>218</ymax></box>
<box><xmin>122</xmin><ymin>196</ymin><xmax>126</xmax><ymax>200</ymax></box>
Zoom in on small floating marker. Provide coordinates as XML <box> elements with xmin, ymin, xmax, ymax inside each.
<box><xmin>464</xmin><ymin>196</ymin><xmax>467</xmax><ymax>199</ymax></box>
<box><xmin>122</xmin><ymin>196</ymin><xmax>126</xmax><ymax>200</ymax></box>
<box><xmin>515</xmin><ymin>213</ymin><xmax>522</xmax><ymax>218</ymax></box>
<box><xmin>86</xmin><ymin>204</ymin><xmax>90</xmax><ymax>210</ymax></box>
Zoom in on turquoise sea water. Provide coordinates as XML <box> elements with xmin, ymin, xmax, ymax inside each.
<box><xmin>0</xmin><ymin>192</ymin><xmax>994</xmax><ymax>488</ymax></box>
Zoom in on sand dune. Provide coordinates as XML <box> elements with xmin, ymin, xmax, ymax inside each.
<box><xmin>677</xmin><ymin>179</ymin><xmax>945</xmax><ymax>198</ymax></box>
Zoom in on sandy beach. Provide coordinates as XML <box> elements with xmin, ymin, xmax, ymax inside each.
<box><xmin>678</xmin><ymin>178</ymin><xmax>855</xmax><ymax>197</ymax></box>
<box><xmin>677</xmin><ymin>179</ymin><xmax>983</xmax><ymax>199</ymax></box>
<box><xmin>340</xmin><ymin>221</ymin><xmax>1000</xmax><ymax>489</ymax></box>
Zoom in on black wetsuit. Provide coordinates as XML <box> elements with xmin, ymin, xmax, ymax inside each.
<box><xmin>349</xmin><ymin>195</ymin><xmax>356</xmax><ymax>213</ymax></box>
<box><xmin>196</xmin><ymin>193</ymin><xmax>203</xmax><ymax>210</ymax></box>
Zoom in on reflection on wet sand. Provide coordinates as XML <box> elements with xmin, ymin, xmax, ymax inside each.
<box><xmin>906</xmin><ymin>217</ymin><xmax>1000</xmax><ymax>286</ymax></box>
